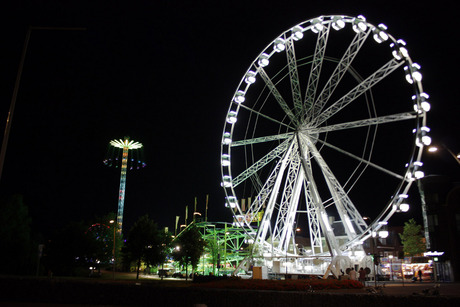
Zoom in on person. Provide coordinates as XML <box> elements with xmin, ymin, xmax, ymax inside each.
<box><xmin>418</xmin><ymin>269</ymin><xmax>422</xmax><ymax>283</ymax></box>
<box><xmin>349</xmin><ymin>267</ymin><xmax>357</xmax><ymax>280</ymax></box>
<box><xmin>359</xmin><ymin>267</ymin><xmax>366</xmax><ymax>285</ymax></box>
<box><xmin>339</xmin><ymin>269</ymin><xmax>345</xmax><ymax>280</ymax></box>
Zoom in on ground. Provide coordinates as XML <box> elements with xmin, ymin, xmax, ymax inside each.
<box><xmin>1</xmin><ymin>271</ymin><xmax>460</xmax><ymax>306</ymax></box>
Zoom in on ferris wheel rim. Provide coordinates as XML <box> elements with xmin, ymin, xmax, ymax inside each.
<box><xmin>220</xmin><ymin>14</ymin><xmax>429</xmax><ymax>257</ymax></box>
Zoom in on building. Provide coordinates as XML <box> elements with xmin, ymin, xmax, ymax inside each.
<box><xmin>421</xmin><ymin>175</ymin><xmax>460</xmax><ymax>282</ymax></box>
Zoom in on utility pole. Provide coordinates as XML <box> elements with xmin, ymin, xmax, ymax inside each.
<box><xmin>0</xmin><ymin>26</ymin><xmax>86</xmax><ymax>181</ymax></box>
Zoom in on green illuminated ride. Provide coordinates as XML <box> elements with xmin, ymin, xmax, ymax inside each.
<box><xmin>172</xmin><ymin>221</ymin><xmax>250</xmax><ymax>276</ymax></box>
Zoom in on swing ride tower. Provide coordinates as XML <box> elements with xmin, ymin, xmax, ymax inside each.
<box><xmin>105</xmin><ymin>137</ymin><xmax>144</xmax><ymax>233</ymax></box>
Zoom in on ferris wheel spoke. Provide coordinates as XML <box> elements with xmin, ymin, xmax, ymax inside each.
<box><xmin>302</xmin><ymin>179</ymin><xmax>324</xmax><ymax>255</ymax></box>
<box><xmin>307</xmin><ymin>29</ymin><xmax>370</xmax><ymax>122</ymax></box>
<box><xmin>280</xmin><ymin>165</ymin><xmax>304</xmax><ymax>252</ymax></box>
<box><xmin>304</xmin><ymin>24</ymin><xmax>330</xmax><ymax>116</ymax></box>
<box><xmin>272</xmin><ymin>144</ymin><xmax>303</xmax><ymax>252</ymax></box>
<box><xmin>256</xmin><ymin>67</ymin><xmax>299</xmax><ymax>125</ymax></box>
<box><xmin>231</xmin><ymin>132</ymin><xmax>293</xmax><ymax>147</ymax></box>
<box><xmin>232</xmin><ymin>138</ymin><xmax>293</xmax><ymax>187</ymax></box>
<box><xmin>285</xmin><ymin>38</ymin><xmax>304</xmax><ymax>119</ymax></box>
<box><xmin>313</xmin><ymin>137</ymin><xmax>405</xmax><ymax>180</ymax></box>
<box><xmin>303</xmin><ymin>112</ymin><xmax>417</xmax><ymax>135</ymax></box>
<box><xmin>239</xmin><ymin>104</ymin><xmax>295</xmax><ymax>130</ymax></box>
<box><xmin>256</xmin><ymin>141</ymin><xmax>296</xmax><ymax>248</ymax></box>
<box><xmin>245</xmin><ymin>161</ymin><xmax>282</xmax><ymax>220</ymax></box>
<box><xmin>312</xmin><ymin>58</ymin><xmax>404</xmax><ymax>127</ymax></box>
<box><xmin>302</xmin><ymin>134</ymin><xmax>368</xmax><ymax>237</ymax></box>
<box><xmin>297</xmin><ymin>134</ymin><xmax>342</xmax><ymax>256</ymax></box>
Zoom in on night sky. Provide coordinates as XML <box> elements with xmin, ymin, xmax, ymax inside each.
<box><xmin>0</xmin><ymin>0</ymin><xmax>458</xmax><ymax>237</ymax></box>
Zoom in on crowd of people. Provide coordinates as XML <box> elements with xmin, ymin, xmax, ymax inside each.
<box><xmin>342</xmin><ymin>267</ymin><xmax>368</xmax><ymax>285</ymax></box>
<box><xmin>345</xmin><ymin>267</ymin><xmax>424</xmax><ymax>284</ymax></box>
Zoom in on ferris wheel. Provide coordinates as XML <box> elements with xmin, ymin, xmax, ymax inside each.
<box><xmin>220</xmin><ymin>15</ymin><xmax>430</xmax><ymax>273</ymax></box>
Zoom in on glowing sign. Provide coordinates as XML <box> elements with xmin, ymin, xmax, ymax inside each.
<box><xmin>424</xmin><ymin>251</ymin><xmax>444</xmax><ymax>257</ymax></box>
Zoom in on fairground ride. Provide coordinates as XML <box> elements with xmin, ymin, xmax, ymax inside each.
<box><xmin>104</xmin><ymin>137</ymin><xmax>146</xmax><ymax>234</ymax></box>
<box><xmin>173</xmin><ymin>221</ymin><xmax>251</xmax><ymax>276</ymax></box>
<box><xmin>220</xmin><ymin>15</ymin><xmax>430</xmax><ymax>278</ymax></box>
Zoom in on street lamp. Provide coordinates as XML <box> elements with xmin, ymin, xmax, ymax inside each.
<box><xmin>371</xmin><ymin>224</ymin><xmax>389</xmax><ymax>287</ymax></box>
<box><xmin>109</xmin><ymin>220</ymin><xmax>116</xmax><ymax>279</ymax></box>
<box><xmin>427</xmin><ymin>144</ymin><xmax>460</xmax><ymax>165</ymax></box>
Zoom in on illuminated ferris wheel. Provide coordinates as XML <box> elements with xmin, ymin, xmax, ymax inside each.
<box><xmin>220</xmin><ymin>15</ymin><xmax>430</xmax><ymax>275</ymax></box>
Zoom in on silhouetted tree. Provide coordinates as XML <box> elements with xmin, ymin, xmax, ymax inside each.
<box><xmin>172</xmin><ymin>224</ymin><xmax>206</xmax><ymax>280</ymax></box>
<box><xmin>123</xmin><ymin>215</ymin><xmax>169</xmax><ymax>279</ymax></box>
<box><xmin>0</xmin><ymin>194</ymin><xmax>34</xmax><ymax>275</ymax></box>
<box><xmin>86</xmin><ymin>212</ymin><xmax>123</xmax><ymax>268</ymax></box>
<box><xmin>44</xmin><ymin>221</ymin><xmax>100</xmax><ymax>276</ymax></box>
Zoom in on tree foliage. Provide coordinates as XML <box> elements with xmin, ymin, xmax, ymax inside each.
<box><xmin>123</xmin><ymin>215</ymin><xmax>169</xmax><ymax>279</ymax></box>
<box><xmin>45</xmin><ymin>221</ymin><xmax>101</xmax><ymax>276</ymax></box>
<box><xmin>86</xmin><ymin>212</ymin><xmax>123</xmax><ymax>266</ymax></box>
<box><xmin>172</xmin><ymin>224</ymin><xmax>206</xmax><ymax>279</ymax></box>
<box><xmin>0</xmin><ymin>194</ymin><xmax>33</xmax><ymax>275</ymax></box>
<box><xmin>205</xmin><ymin>236</ymin><xmax>218</xmax><ymax>274</ymax></box>
<box><xmin>44</xmin><ymin>213</ymin><xmax>123</xmax><ymax>276</ymax></box>
<box><xmin>399</xmin><ymin>218</ymin><xmax>426</xmax><ymax>257</ymax></box>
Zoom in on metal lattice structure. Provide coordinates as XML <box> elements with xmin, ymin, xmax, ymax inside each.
<box><xmin>174</xmin><ymin>221</ymin><xmax>250</xmax><ymax>276</ymax></box>
<box><xmin>198</xmin><ymin>222</ymin><xmax>250</xmax><ymax>275</ymax></box>
<box><xmin>220</xmin><ymin>15</ymin><xmax>430</xmax><ymax>277</ymax></box>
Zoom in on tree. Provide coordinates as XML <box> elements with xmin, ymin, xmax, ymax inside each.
<box><xmin>205</xmin><ymin>236</ymin><xmax>218</xmax><ymax>275</ymax></box>
<box><xmin>172</xmin><ymin>224</ymin><xmax>206</xmax><ymax>280</ymax></box>
<box><xmin>45</xmin><ymin>221</ymin><xmax>93</xmax><ymax>276</ymax></box>
<box><xmin>399</xmin><ymin>218</ymin><xmax>426</xmax><ymax>257</ymax></box>
<box><xmin>123</xmin><ymin>215</ymin><xmax>168</xmax><ymax>279</ymax></box>
<box><xmin>43</xmin><ymin>214</ymin><xmax>124</xmax><ymax>277</ymax></box>
<box><xmin>0</xmin><ymin>194</ymin><xmax>33</xmax><ymax>275</ymax></box>
<box><xmin>86</xmin><ymin>212</ymin><xmax>123</xmax><ymax>268</ymax></box>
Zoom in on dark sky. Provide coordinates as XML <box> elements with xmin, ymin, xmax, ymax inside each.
<box><xmin>0</xmin><ymin>0</ymin><xmax>458</xmax><ymax>236</ymax></box>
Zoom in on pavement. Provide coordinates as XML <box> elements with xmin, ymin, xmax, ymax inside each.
<box><xmin>319</xmin><ymin>281</ymin><xmax>460</xmax><ymax>297</ymax></box>
<box><xmin>368</xmin><ymin>281</ymin><xmax>459</xmax><ymax>296</ymax></box>
<box><xmin>139</xmin><ymin>274</ymin><xmax>460</xmax><ymax>298</ymax></box>
<box><xmin>135</xmin><ymin>273</ymin><xmax>460</xmax><ymax>297</ymax></box>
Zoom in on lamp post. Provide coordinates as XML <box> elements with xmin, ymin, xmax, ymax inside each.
<box><xmin>389</xmin><ymin>254</ymin><xmax>393</xmax><ymax>281</ymax></box>
<box><xmin>0</xmin><ymin>26</ymin><xmax>85</xmax><ymax>182</ymax></box>
<box><xmin>419</xmin><ymin>143</ymin><xmax>460</xmax><ymax>251</ymax></box>
<box><xmin>372</xmin><ymin>232</ymin><xmax>378</xmax><ymax>287</ymax></box>
<box><xmin>109</xmin><ymin>220</ymin><xmax>116</xmax><ymax>279</ymax></box>
<box><xmin>424</xmin><ymin>251</ymin><xmax>444</xmax><ymax>282</ymax></box>
<box><xmin>371</xmin><ymin>226</ymin><xmax>389</xmax><ymax>287</ymax></box>
<box><xmin>400</xmin><ymin>259</ymin><xmax>405</xmax><ymax>286</ymax></box>
<box><xmin>416</xmin><ymin>179</ymin><xmax>431</xmax><ymax>250</ymax></box>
